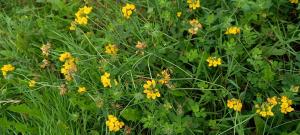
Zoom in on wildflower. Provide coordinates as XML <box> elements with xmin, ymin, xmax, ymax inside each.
<box><xmin>105</xmin><ymin>44</ymin><xmax>118</xmax><ymax>55</ymax></box>
<box><xmin>69</xmin><ymin>21</ymin><xmax>76</xmax><ymax>31</ymax></box>
<box><xmin>206</xmin><ymin>57</ymin><xmax>222</xmax><ymax>67</ymax></box>
<box><xmin>101</xmin><ymin>72</ymin><xmax>112</xmax><ymax>88</ymax></box>
<box><xmin>41</xmin><ymin>42</ymin><xmax>51</xmax><ymax>57</ymax></box>
<box><xmin>29</xmin><ymin>80</ymin><xmax>36</xmax><ymax>88</ymax></box>
<box><xmin>122</xmin><ymin>3</ymin><xmax>136</xmax><ymax>19</ymax></box>
<box><xmin>290</xmin><ymin>85</ymin><xmax>299</xmax><ymax>93</ymax></box>
<box><xmin>225</xmin><ymin>26</ymin><xmax>241</xmax><ymax>35</ymax></box>
<box><xmin>78</xmin><ymin>86</ymin><xmax>87</xmax><ymax>94</ymax></box>
<box><xmin>227</xmin><ymin>98</ymin><xmax>242</xmax><ymax>112</ymax></box>
<box><xmin>59</xmin><ymin>52</ymin><xmax>72</xmax><ymax>62</ymax></box>
<box><xmin>1</xmin><ymin>64</ymin><xmax>15</xmax><ymax>78</ymax></box>
<box><xmin>255</xmin><ymin>103</ymin><xmax>274</xmax><ymax>117</ymax></box>
<box><xmin>70</xmin><ymin>6</ymin><xmax>92</xmax><ymax>29</ymax></box>
<box><xmin>290</xmin><ymin>0</ymin><xmax>298</xmax><ymax>4</ymax></box>
<box><xmin>143</xmin><ymin>80</ymin><xmax>161</xmax><ymax>100</ymax></box>
<box><xmin>158</xmin><ymin>70</ymin><xmax>171</xmax><ymax>84</ymax></box>
<box><xmin>188</xmin><ymin>19</ymin><xmax>202</xmax><ymax>35</ymax></box>
<box><xmin>267</xmin><ymin>96</ymin><xmax>278</xmax><ymax>106</ymax></box>
<box><xmin>106</xmin><ymin>115</ymin><xmax>125</xmax><ymax>132</ymax></box>
<box><xmin>40</xmin><ymin>59</ymin><xmax>51</xmax><ymax>69</ymax></box>
<box><xmin>59</xmin><ymin>52</ymin><xmax>77</xmax><ymax>81</ymax></box>
<box><xmin>187</xmin><ymin>0</ymin><xmax>200</xmax><ymax>10</ymax></box>
<box><xmin>176</xmin><ymin>12</ymin><xmax>182</xmax><ymax>17</ymax></box>
<box><xmin>135</xmin><ymin>41</ymin><xmax>147</xmax><ymax>50</ymax></box>
<box><xmin>280</xmin><ymin>96</ymin><xmax>294</xmax><ymax>114</ymax></box>
<box><xmin>59</xmin><ymin>84</ymin><xmax>68</xmax><ymax>95</ymax></box>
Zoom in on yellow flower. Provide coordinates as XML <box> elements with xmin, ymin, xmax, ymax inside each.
<box><xmin>73</xmin><ymin>6</ymin><xmax>92</xmax><ymax>26</ymax></box>
<box><xmin>255</xmin><ymin>103</ymin><xmax>274</xmax><ymax>117</ymax></box>
<box><xmin>59</xmin><ymin>52</ymin><xmax>77</xmax><ymax>81</ymax></box>
<box><xmin>158</xmin><ymin>70</ymin><xmax>171</xmax><ymax>84</ymax></box>
<box><xmin>225</xmin><ymin>26</ymin><xmax>241</xmax><ymax>35</ymax></box>
<box><xmin>176</xmin><ymin>12</ymin><xmax>182</xmax><ymax>17</ymax></box>
<box><xmin>122</xmin><ymin>3</ymin><xmax>136</xmax><ymax>19</ymax></box>
<box><xmin>101</xmin><ymin>72</ymin><xmax>112</xmax><ymax>88</ymax></box>
<box><xmin>1</xmin><ymin>64</ymin><xmax>15</xmax><ymax>78</ymax></box>
<box><xmin>206</xmin><ymin>57</ymin><xmax>222</xmax><ymax>67</ymax></box>
<box><xmin>290</xmin><ymin>0</ymin><xmax>298</xmax><ymax>4</ymax></box>
<box><xmin>188</xmin><ymin>19</ymin><xmax>202</xmax><ymax>35</ymax></box>
<box><xmin>267</xmin><ymin>96</ymin><xmax>278</xmax><ymax>106</ymax></box>
<box><xmin>105</xmin><ymin>44</ymin><xmax>118</xmax><ymax>55</ymax></box>
<box><xmin>143</xmin><ymin>80</ymin><xmax>161</xmax><ymax>100</ymax></box>
<box><xmin>59</xmin><ymin>52</ymin><xmax>72</xmax><ymax>62</ymax></box>
<box><xmin>187</xmin><ymin>0</ymin><xmax>200</xmax><ymax>10</ymax></box>
<box><xmin>78</xmin><ymin>86</ymin><xmax>87</xmax><ymax>94</ymax></box>
<box><xmin>29</xmin><ymin>80</ymin><xmax>36</xmax><ymax>88</ymax></box>
<box><xmin>75</xmin><ymin>16</ymin><xmax>88</xmax><ymax>25</ymax></box>
<box><xmin>106</xmin><ymin>115</ymin><xmax>125</xmax><ymax>132</ymax></box>
<box><xmin>81</xmin><ymin>6</ymin><xmax>92</xmax><ymax>14</ymax></box>
<box><xmin>69</xmin><ymin>21</ymin><xmax>76</xmax><ymax>31</ymax></box>
<box><xmin>280</xmin><ymin>96</ymin><xmax>294</xmax><ymax>114</ymax></box>
<box><xmin>227</xmin><ymin>98</ymin><xmax>242</xmax><ymax>112</ymax></box>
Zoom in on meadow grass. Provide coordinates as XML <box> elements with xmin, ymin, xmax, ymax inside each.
<box><xmin>0</xmin><ymin>0</ymin><xmax>300</xmax><ymax>134</ymax></box>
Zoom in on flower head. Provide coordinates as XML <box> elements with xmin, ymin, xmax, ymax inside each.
<box><xmin>41</xmin><ymin>42</ymin><xmax>51</xmax><ymax>57</ymax></box>
<box><xmin>187</xmin><ymin>0</ymin><xmax>200</xmax><ymax>10</ymax></box>
<box><xmin>206</xmin><ymin>57</ymin><xmax>222</xmax><ymax>67</ymax></box>
<box><xmin>122</xmin><ymin>3</ymin><xmax>136</xmax><ymax>19</ymax></box>
<box><xmin>106</xmin><ymin>115</ymin><xmax>125</xmax><ymax>132</ymax></box>
<box><xmin>1</xmin><ymin>64</ymin><xmax>15</xmax><ymax>78</ymax></box>
<box><xmin>255</xmin><ymin>103</ymin><xmax>274</xmax><ymax>117</ymax></box>
<box><xmin>290</xmin><ymin>0</ymin><xmax>298</xmax><ymax>4</ymax></box>
<box><xmin>78</xmin><ymin>86</ymin><xmax>87</xmax><ymax>94</ymax></box>
<box><xmin>29</xmin><ymin>80</ymin><xmax>36</xmax><ymax>88</ymax></box>
<box><xmin>225</xmin><ymin>26</ymin><xmax>241</xmax><ymax>35</ymax></box>
<box><xmin>105</xmin><ymin>44</ymin><xmax>118</xmax><ymax>55</ymax></box>
<box><xmin>176</xmin><ymin>12</ymin><xmax>182</xmax><ymax>17</ymax></box>
<box><xmin>158</xmin><ymin>70</ymin><xmax>171</xmax><ymax>84</ymax></box>
<box><xmin>101</xmin><ymin>72</ymin><xmax>112</xmax><ymax>88</ymax></box>
<box><xmin>59</xmin><ymin>52</ymin><xmax>77</xmax><ymax>81</ymax></box>
<box><xmin>280</xmin><ymin>96</ymin><xmax>294</xmax><ymax>114</ymax></box>
<box><xmin>227</xmin><ymin>98</ymin><xmax>242</xmax><ymax>112</ymax></box>
<box><xmin>188</xmin><ymin>19</ymin><xmax>202</xmax><ymax>35</ymax></box>
<box><xmin>143</xmin><ymin>80</ymin><xmax>161</xmax><ymax>100</ymax></box>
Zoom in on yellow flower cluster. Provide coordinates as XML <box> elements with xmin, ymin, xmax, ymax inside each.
<box><xmin>158</xmin><ymin>70</ymin><xmax>171</xmax><ymax>84</ymax></box>
<box><xmin>59</xmin><ymin>52</ymin><xmax>77</xmax><ymax>81</ymax></box>
<box><xmin>227</xmin><ymin>98</ymin><xmax>242</xmax><ymax>112</ymax></box>
<box><xmin>1</xmin><ymin>64</ymin><xmax>15</xmax><ymax>78</ymax></box>
<box><xmin>225</xmin><ymin>26</ymin><xmax>241</xmax><ymax>35</ymax></box>
<box><xmin>188</xmin><ymin>19</ymin><xmax>202</xmax><ymax>35</ymax></box>
<box><xmin>187</xmin><ymin>0</ymin><xmax>200</xmax><ymax>10</ymax></box>
<box><xmin>290</xmin><ymin>0</ymin><xmax>298</xmax><ymax>4</ymax></box>
<box><xmin>78</xmin><ymin>86</ymin><xmax>87</xmax><ymax>94</ymax></box>
<box><xmin>143</xmin><ymin>80</ymin><xmax>161</xmax><ymax>100</ymax></box>
<box><xmin>105</xmin><ymin>44</ymin><xmax>119</xmax><ymax>55</ymax></box>
<box><xmin>122</xmin><ymin>3</ymin><xmax>136</xmax><ymax>19</ymax></box>
<box><xmin>255</xmin><ymin>102</ymin><xmax>275</xmax><ymax>117</ymax></box>
<box><xmin>255</xmin><ymin>96</ymin><xmax>294</xmax><ymax>117</ymax></box>
<box><xmin>206</xmin><ymin>57</ymin><xmax>222</xmax><ymax>67</ymax></box>
<box><xmin>101</xmin><ymin>72</ymin><xmax>112</xmax><ymax>88</ymax></box>
<box><xmin>70</xmin><ymin>6</ymin><xmax>93</xmax><ymax>30</ymax></box>
<box><xmin>106</xmin><ymin>115</ymin><xmax>124</xmax><ymax>132</ymax></box>
<box><xmin>176</xmin><ymin>12</ymin><xmax>182</xmax><ymax>17</ymax></box>
<box><xmin>280</xmin><ymin>96</ymin><xmax>294</xmax><ymax>114</ymax></box>
<box><xmin>29</xmin><ymin>80</ymin><xmax>37</xmax><ymax>88</ymax></box>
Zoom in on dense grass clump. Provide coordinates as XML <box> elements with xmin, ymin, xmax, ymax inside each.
<box><xmin>0</xmin><ymin>0</ymin><xmax>300</xmax><ymax>134</ymax></box>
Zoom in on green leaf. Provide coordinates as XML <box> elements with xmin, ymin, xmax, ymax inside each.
<box><xmin>168</xmin><ymin>90</ymin><xmax>186</xmax><ymax>96</ymax></box>
<box><xmin>121</xmin><ymin>108</ymin><xmax>141</xmax><ymax>121</ymax></box>
<box><xmin>254</xmin><ymin>116</ymin><xmax>268</xmax><ymax>135</ymax></box>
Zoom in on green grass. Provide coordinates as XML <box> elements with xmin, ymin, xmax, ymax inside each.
<box><xmin>0</xmin><ymin>0</ymin><xmax>300</xmax><ymax>134</ymax></box>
